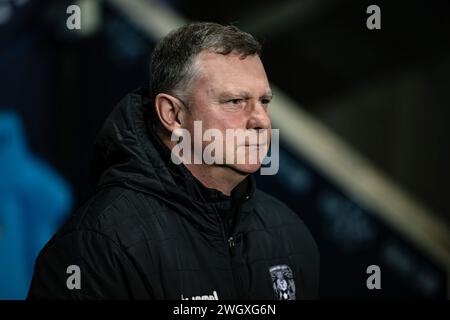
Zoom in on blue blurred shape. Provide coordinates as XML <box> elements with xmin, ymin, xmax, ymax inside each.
<box><xmin>0</xmin><ymin>110</ymin><xmax>72</xmax><ymax>299</ymax></box>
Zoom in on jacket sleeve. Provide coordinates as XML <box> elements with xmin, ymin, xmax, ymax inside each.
<box><xmin>27</xmin><ymin>229</ymin><xmax>153</xmax><ymax>300</ymax></box>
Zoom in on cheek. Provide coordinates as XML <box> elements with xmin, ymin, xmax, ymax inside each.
<box><xmin>190</xmin><ymin>106</ymin><xmax>248</xmax><ymax>139</ymax></box>
<box><xmin>202</xmin><ymin>113</ymin><xmax>236</xmax><ymax>132</ymax></box>
<box><xmin>220</xmin><ymin>114</ymin><xmax>247</xmax><ymax>130</ymax></box>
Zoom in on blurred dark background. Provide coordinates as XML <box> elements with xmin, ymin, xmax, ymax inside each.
<box><xmin>0</xmin><ymin>0</ymin><xmax>449</xmax><ymax>299</ymax></box>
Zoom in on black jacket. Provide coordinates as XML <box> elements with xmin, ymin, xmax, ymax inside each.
<box><xmin>27</xmin><ymin>89</ymin><xmax>320</xmax><ymax>300</ymax></box>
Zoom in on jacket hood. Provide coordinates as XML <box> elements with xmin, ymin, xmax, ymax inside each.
<box><xmin>90</xmin><ymin>88</ymin><xmax>254</xmax><ymax>212</ymax></box>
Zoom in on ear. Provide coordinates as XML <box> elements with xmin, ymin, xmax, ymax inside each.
<box><xmin>154</xmin><ymin>93</ymin><xmax>186</xmax><ymax>133</ymax></box>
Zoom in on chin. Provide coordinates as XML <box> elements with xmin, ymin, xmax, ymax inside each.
<box><xmin>229</xmin><ymin>163</ymin><xmax>262</xmax><ymax>174</ymax></box>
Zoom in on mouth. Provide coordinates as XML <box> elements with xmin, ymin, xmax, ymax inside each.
<box><xmin>243</xmin><ymin>141</ymin><xmax>268</xmax><ymax>148</ymax></box>
<box><xmin>243</xmin><ymin>144</ymin><xmax>266</xmax><ymax>148</ymax></box>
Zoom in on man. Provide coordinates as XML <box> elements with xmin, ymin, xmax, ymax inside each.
<box><xmin>28</xmin><ymin>22</ymin><xmax>319</xmax><ymax>300</ymax></box>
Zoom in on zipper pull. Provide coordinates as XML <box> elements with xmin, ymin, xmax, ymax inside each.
<box><xmin>228</xmin><ymin>236</ymin><xmax>236</xmax><ymax>255</ymax></box>
<box><xmin>228</xmin><ymin>236</ymin><xmax>235</xmax><ymax>248</ymax></box>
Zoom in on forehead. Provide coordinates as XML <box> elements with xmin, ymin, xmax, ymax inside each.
<box><xmin>191</xmin><ymin>50</ymin><xmax>270</xmax><ymax>95</ymax></box>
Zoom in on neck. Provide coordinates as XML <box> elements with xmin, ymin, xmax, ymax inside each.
<box><xmin>159</xmin><ymin>132</ymin><xmax>246</xmax><ymax>196</ymax></box>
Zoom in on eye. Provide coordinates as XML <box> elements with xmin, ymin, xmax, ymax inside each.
<box><xmin>261</xmin><ymin>98</ymin><xmax>271</xmax><ymax>105</ymax></box>
<box><xmin>228</xmin><ymin>98</ymin><xmax>244</xmax><ymax>105</ymax></box>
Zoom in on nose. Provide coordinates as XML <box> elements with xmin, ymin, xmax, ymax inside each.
<box><xmin>247</xmin><ymin>101</ymin><xmax>271</xmax><ymax>130</ymax></box>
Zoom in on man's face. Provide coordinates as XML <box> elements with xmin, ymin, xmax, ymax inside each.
<box><xmin>181</xmin><ymin>50</ymin><xmax>272</xmax><ymax>174</ymax></box>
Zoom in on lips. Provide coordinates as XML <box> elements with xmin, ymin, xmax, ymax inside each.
<box><xmin>243</xmin><ymin>143</ymin><xmax>266</xmax><ymax>148</ymax></box>
<box><xmin>243</xmin><ymin>139</ymin><xmax>268</xmax><ymax>147</ymax></box>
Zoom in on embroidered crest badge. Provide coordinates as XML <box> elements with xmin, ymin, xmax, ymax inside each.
<box><xmin>269</xmin><ymin>264</ymin><xmax>296</xmax><ymax>300</ymax></box>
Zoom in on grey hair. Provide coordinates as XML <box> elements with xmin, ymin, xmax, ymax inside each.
<box><xmin>149</xmin><ymin>22</ymin><xmax>262</xmax><ymax>126</ymax></box>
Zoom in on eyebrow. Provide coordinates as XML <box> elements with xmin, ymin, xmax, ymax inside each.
<box><xmin>262</xmin><ymin>91</ymin><xmax>273</xmax><ymax>99</ymax></box>
<box><xmin>218</xmin><ymin>90</ymin><xmax>273</xmax><ymax>100</ymax></box>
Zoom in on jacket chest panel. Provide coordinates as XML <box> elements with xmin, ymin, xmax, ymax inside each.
<box><xmin>128</xmin><ymin>224</ymin><xmax>303</xmax><ymax>300</ymax></box>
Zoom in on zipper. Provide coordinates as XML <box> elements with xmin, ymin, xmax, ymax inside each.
<box><xmin>220</xmin><ymin>200</ymin><xmax>248</xmax><ymax>298</ymax></box>
<box><xmin>214</xmin><ymin>193</ymin><xmax>250</xmax><ymax>298</ymax></box>
<box><xmin>212</xmin><ymin>206</ymin><xmax>240</xmax><ymax>299</ymax></box>
<box><xmin>224</xmin><ymin>233</ymin><xmax>240</xmax><ymax>298</ymax></box>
